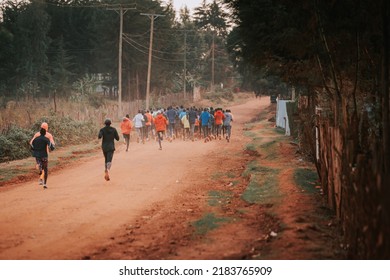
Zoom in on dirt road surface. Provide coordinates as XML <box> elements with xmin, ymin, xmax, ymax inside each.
<box><xmin>0</xmin><ymin>96</ymin><xmax>344</xmax><ymax>260</ymax></box>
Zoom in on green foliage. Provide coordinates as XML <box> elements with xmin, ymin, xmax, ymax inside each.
<box><xmin>88</xmin><ymin>93</ymin><xmax>105</xmax><ymax>109</ymax></box>
<box><xmin>208</xmin><ymin>190</ymin><xmax>233</xmax><ymax>206</ymax></box>
<box><xmin>71</xmin><ymin>74</ymin><xmax>100</xmax><ymax>102</ymax></box>
<box><xmin>32</xmin><ymin>114</ymin><xmax>98</xmax><ymax>148</ymax></box>
<box><xmin>0</xmin><ymin>125</ymin><xmax>32</xmax><ymax>162</ymax></box>
<box><xmin>192</xmin><ymin>213</ymin><xmax>230</xmax><ymax>235</ymax></box>
<box><xmin>1</xmin><ymin>0</ymin><xmax>236</xmax><ymax>101</ymax></box>
<box><xmin>241</xmin><ymin>167</ymin><xmax>280</xmax><ymax>204</ymax></box>
<box><xmin>293</xmin><ymin>168</ymin><xmax>319</xmax><ymax>194</ymax></box>
<box><xmin>0</xmin><ymin>114</ymin><xmax>99</xmax><ymax>163</ymax></box>
<box><xmin>204</xmin><ymin>89</ymin><xmax>234</xmax><ymax>103</ymax></box>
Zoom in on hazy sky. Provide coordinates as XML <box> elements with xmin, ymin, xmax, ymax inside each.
<box><xmin>166</xmin><ymin>0</ymin><xmax>210</xmax><ymax>13</ymax></box>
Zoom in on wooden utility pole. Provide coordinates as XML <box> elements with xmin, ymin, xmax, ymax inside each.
<box><xmin>118</xmin><ymin>7</ymin><xmax>124</xmax><ymax>117</ymax></box>
<box><xmin>141</xmin><ymin>13</ymin><xmax>165</xmax><ymax>110</ymax></box>
<box><xmin>211</xmin><ymin>32</ymin><xmax>215</xmax><ymax>90</ymax></box>
<box><xmin>107</xmin><ymin>4</ymin><xmax>135</xmax><ymax>118</ymax></box>
<box><xmin>184</xmin><ymin>31</ymin><xmax>187</xmax><ymax>99</ymax></box>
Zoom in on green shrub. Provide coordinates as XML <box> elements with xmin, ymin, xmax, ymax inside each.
<box><xmin>33</xmin><ymin>114</ymin><xmax>98</xmax><ymax>147</ymax></box>
<box><xmin>0</xmin><ymin>115</ymin><xmax>99</xmax><ymax>163</ymax></box>
<box><xmin>0</xmin><ymin>126</ymin><xmax>32</xmax><ymax>162</ymax></box>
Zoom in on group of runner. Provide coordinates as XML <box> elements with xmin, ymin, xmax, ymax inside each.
<box><xmin>121</xmin><ymin>106</ymin><xmax>234</xmax><ymax>145</ymax></box>
<box><xmin>101</xmin><ymin>105</ymin><xmax>234</xmax><ymax>181</ymax></box>
<box><xmin>30</xmin><ymin>105</ymin><xmax>234</xmax><ymax>185</ymax></box>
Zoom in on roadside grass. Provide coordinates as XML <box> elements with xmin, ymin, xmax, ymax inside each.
<box><xmin>241</xmin><ymin>165</ymin><xmax>281</xmax><ymax>204</ymax></box>
<box><xmin>208</xmin><ymin>190</ymin><xmax>233</xmax><ymax>207</ymax></box>
<box><xmin>191</xmin><ymin>213</ymin><xmax>231</xmax><ymax>235</ymax></box>
<box><xmin>241</xmin><ymin>114</ymin><xmax>285</xmax><ymax>205</ymax></box>
<box><xmin>243</xmin><ymin>131</ymin><xmax>257</xmax><ymax>138</ymax></box>
<box><xmin>245</xmin><ymin>143</ymin><xmax>257</xmax><ymax>153</ymax></box>
<box><xmin>275</xmin><ymin>127</ymin><xmax>286</xmax><ymax>135</ymax></box>
<box><xmin>293</xmin><ymin>168</ymin><xmax>319</xmax><ymax>194</ymax></box>
<box><xmin>260</xmin><ymin>140</ymin><xmax>278</xmax><ymax>160</ymax></box>
<box><xmin>0</xmin><ymin>142</ymin><xmax>100</xmax><ymax>186</ymax></box>
<box><xmin>211</xmin><ymin>171</ymin><xmax>237</xmax><ymax>181</ymax></box>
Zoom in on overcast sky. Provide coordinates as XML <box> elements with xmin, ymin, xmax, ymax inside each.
<box><xmin>165</xmin><ymin>0</ymin><xmax>210</xmax><ymax>13</ymax></box>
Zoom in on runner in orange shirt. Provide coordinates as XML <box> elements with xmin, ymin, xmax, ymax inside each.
<box><xmin>144</xmin><ymin>110</ymin><xmax>153</xmax><ymax>141</ymax></box>
<box><xmin>120</xmin><ymin>114</ymin><xmax>132</xmax><ymax>152</ymax></box>
<box><xmin>153</xmin><ymin>110</ymin><xmax>169</xmax><ymax>150</ymax></box>
<box><xmin>214</xmin><ymin>108</ymin><xmax>225</xmax><ymax>140</ymax></box>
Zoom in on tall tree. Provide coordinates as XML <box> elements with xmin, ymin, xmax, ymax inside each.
<box><xmin>15</xmin><ymin>1</ymin><xmax>51</xmax><ymax>97</ymax></box>
<box><xmin>194</xmin><ymin>0</ymin><xmax>231</xmax><ymax>88</ymax></box>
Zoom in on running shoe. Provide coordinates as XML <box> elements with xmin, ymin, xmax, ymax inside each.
<box><xmin>104</xmin><ymin>170</ymin><xmax>110</xmax><ymax>181</ymax></box>
<box><xmin>43</xmin><ymin>184</ymin><xmax>47</xmax><ymax>189</ymax></box>
<box><xmin>39</xmin><ymin>179</ymin><xmax>43</xmax><ymax>185</ymax></box>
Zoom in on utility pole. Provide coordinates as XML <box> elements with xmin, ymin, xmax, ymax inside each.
<box><xmin>118</xmin><ymin>7</ymin><xmax>124</xmax><ymax>117</ymax></box>
<box><xmin>107</xmin><ymin>4</ymin><xmax>135</xmax><ymax>118</ymax></box>
<box><xmin>183</xmin><ymin>31</ymin><xmax>187</xmax><ymax>99</ymax></box>
<box><xmin>211</xmin><ymin>32</ymin><xmax>215</xmax><ymax>90</ymax></box>
<box><xmin>141</xmin><ymin>13</ymin><xmax>165</xmax><ymax>110</ymax></box>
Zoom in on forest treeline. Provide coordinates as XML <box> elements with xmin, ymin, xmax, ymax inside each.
<box><xmin>0</xmin><ymin>0</ymin><xmax>233</xmax><ymax>101</ymax></box>
<box><xmin>225</xmin><ymin>0</ymin><xmax>390</xmax><ymax>258</ymax></box>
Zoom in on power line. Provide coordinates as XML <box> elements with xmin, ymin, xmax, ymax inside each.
<box><xmin>123</xmin><ymin>34</ymin><xmax>184</xmax><ymax>55</ymax></box>
<box><xmin>33</xmin><ymin>0</ymin><xmax>137</xmax><ymax>9</ymax></box>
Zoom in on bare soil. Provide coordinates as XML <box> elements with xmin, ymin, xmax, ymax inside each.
<box><xmin>0</xmin><ymin>96</ymin><xmax>345</xmax><ymax>260</ymax></box>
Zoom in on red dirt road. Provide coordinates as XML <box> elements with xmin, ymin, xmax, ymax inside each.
<box><xmin>1</xmin><ymin>96</ymin><xmax>344</xmax><ymax>260</ymax></box>
<box><xmin>0</xmin><ymin>97</ymin><xmax>265</xmax><ymax>260</ymax></box>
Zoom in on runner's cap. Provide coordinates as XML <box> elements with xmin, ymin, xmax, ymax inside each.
<box><xmin>41</xmin><ymin>122</ymin><xmax>48</xmax><ymax>130</ymax></box>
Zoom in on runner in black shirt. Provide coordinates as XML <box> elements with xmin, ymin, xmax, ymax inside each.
<box><xmin>98</xmin><ymin>118</ymin><xmax>120</xmax><ymax>181</ymax></box>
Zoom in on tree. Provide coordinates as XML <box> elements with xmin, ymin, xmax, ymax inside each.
<box><xmin>15</xmin><ymin>1</ymin><xmax>51</xmax><ymax>98</ymax></box>
<box><xmin>225</xmin><ymin>0</ymin><xmax>390</xmax><ymax>258</ymax></box>
<box><xmin>194</xmin><ymin>0</ymin><xmax>231</xmax><ymax>89</ymax></box>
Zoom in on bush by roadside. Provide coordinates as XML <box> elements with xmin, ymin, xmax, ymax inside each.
<box><xmin>0</xmin><ymin>114</ymin><xmax>99</xmax><ymax>163</ymax></box>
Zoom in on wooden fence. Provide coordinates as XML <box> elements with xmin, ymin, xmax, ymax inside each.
<box><xmin>296</xmin><ymin>93</ymin><xmax>390</xmax><ymax>258</ymax></box>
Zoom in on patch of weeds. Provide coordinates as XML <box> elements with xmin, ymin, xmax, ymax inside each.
<box><xmin>237</xmin><ymin>208</ymin><xmax>248</xmax><ymax>215</ymax></box>
<box><xmin>294</xmin><ymin>168</ymin><xmax>319</xmax><ymax>194</ymax></box>
<box><xmin>242</xmin><ymin>161</ymin><xmax>275</xmax><ymax>177</ymax></box>
<box><xmin>211</xmin><ymin>172</ymin><xmax>224</xmax><ymax>180</ymax></box>
<box><xmin>192</xmin><ymin>213</ymin><xmax>230</xmax><ymax>235</ymax></box>
<box><xmin>49</xmin><ymin>159</ymin><xmax>60</xmax><ymax>168</ymax></box>
<box><xmin>245</xmin><ymin>143</ymin><xmax>257</xmax><ymax>152</ymax></box>
<box><xmin>241</xmin><ymin>160</ymin><xmax>280</xmax><ymax>204</ymax></box>
<box><xmin>259</xmin><ymin>140</ymin><xmax>279</xmax><ymax>160</ymax></box>
<box><xmin>244</xmin><ymin>123</ymin><xmax>257</xmax><ymax>130</ymax></box>
<box><xmin>208</xmin><ymin>190</ymin><xmax>233</xmax><ymax>206</ymax></box>
<box><xmin>260</xmin><ymin>140</ymin><xmax>277</xmax><ymax>149</ymax></box>
<box><xmin>0</xmin><ymin>168</ymin><xmax>28</xmax><ymax>183</ymax></box>
<box><xmin>226</xmin><ymin>172</ymin><xmax>236</xmax><ymax>179</ymax></box>
<box><xmin>241</xmin><ymin>173</ymin><xmax>280</xmax><ymax>204</ymax></box>
<box><xmin>275</xmin><ymin>127</ymin><xmax>286</xmax><ymax>135</ymax></box>
<box><xmin>265</xmin><ymin>152</ymin><xmax>277</xmax><ymax>161</ymax></box>
<box><xmin>244</xmin><ymin>131</ymin><xmax>257</xmax><ymax>138</ymax></box>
